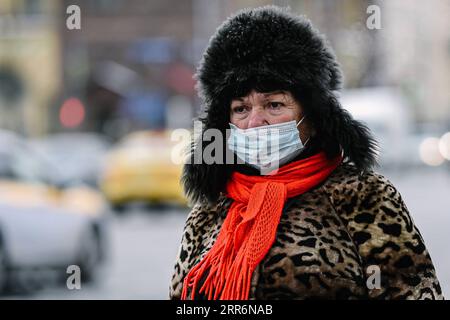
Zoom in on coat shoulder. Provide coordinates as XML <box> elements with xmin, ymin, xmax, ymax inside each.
<box><xmin>321</xmin><ymin>162</ymin><xmax>414</xmax><ymax>250</ymax></box>
<box><xmin>320</xmin><ymin>163</ymin><xmax>444</xmax><ymax>299</ymax></box>
<box><xmin>322</xmin><ymin>162</ymin><xmax>389</xmax><ymax>190</ymax></box>
<box><xmin>321</xmin><ymin>162</ymin><xmax>403</xmax><ymax>218</ymax></box>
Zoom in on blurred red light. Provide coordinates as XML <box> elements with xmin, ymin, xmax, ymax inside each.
<box><xmin>59</xmin><ymin>97</ymin><xmax>85</xmax><ymax>128</ymax></box>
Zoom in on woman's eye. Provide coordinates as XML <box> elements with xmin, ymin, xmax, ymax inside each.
<box><xmin>233</xmin><ymin>106</ymin><xmax>247</xmax><ymax>113</ymax></box>
<box><xmin>268</xmin><ymin>102</ymin><xmax>284</xmax><ymax>109</ymax></box>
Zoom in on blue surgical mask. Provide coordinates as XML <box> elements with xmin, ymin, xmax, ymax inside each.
<box><xmin>227</xmin><ymin>117</ymin><xmax>309</xmax><ymax>173</ymax></box>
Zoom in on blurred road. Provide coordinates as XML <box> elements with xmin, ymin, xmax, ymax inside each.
<box><xmin>2</xmin><ymin>167</ymin><xmax>449</xmax><ymax>300</ymax></box>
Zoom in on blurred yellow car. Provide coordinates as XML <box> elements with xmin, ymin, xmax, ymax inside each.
<box><xmin>99</xmin><ymin>130</ymin><xmax>188</xmax><ymax>208</ymax></box>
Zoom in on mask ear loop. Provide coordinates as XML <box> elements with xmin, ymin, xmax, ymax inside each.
<box><xmin>296</xmin><ymin>115</ymin><xmax>306</xmax><ymax>127</ymax></box>
<box><xmin>296</xmin><ymin>116</ymin><xmax>310</xmax><ymax>146</ymax></box>
<box><xmin>303</xmin><ymin>137</ymin><xmax>310</xmax><ymax>146</ymax></box>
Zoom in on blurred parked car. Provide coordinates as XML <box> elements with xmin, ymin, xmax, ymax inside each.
<box><xmin>30</xmin><ymin>132</ymin><xmax>112</xmax><ymax>188</ymax></box>
<box><xmin>99</xmin><ymin>130</ymin><xmax>187</xmax><ymax>210</ymax></box>
<box><xmin>0</xmin><ymin>130</ymin><xmax>110</xmax><ymax>293</ymax></box>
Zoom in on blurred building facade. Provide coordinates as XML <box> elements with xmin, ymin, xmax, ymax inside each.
<box><xmin>0</xmin><ymin>0</ymin><xmax>448</xmax><ymax>139</ymax></box>
<box><xmin>0</xmin><ymin>0</ymin><xmax>60</xmax><ymax>136</ymax></box>
<box><xmin>59</xmin><ymin>0</ymin><xmax>198</xmax><ymax>139</ymax></box>
<box><xmin>289</xmin><ymin>0</ymin><xmax>450</xmax><ymax>128</ymax></box>
<box><xmin>382</xmin><ymin>0</ymin><xmax>450</xmax><ymax>125</ymax></box>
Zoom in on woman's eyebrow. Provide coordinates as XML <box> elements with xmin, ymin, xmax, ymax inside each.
<box><xmin>262</xmin><ymin>90</ymin><xmax>285</xmax><ymax>96</ymax></box>
<box><xmin>232</xmin><ymin>91</ymin><xmax>287</xmax><ymax>102</ymax></box>
<box><xmin>262</xmin><ymin>90</ymin><xmax>286</xmax><ymax>97</ymax></box>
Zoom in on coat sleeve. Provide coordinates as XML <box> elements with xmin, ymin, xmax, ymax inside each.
<box><xmin>169</xmin><ymin>203</ymin><xmax>203</xmax><ymax>299</ymax></box>
<box><xmin>168</xmin><ymin>199</ymin><xmax>224</xmax><ymax>299</ymax></box>
<box><xmin>331</xmin><ymin>171</ymin><xmax>444</xmax><ymax>300</ymax></box>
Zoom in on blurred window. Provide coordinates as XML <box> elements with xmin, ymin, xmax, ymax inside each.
<box><xmin>0</xmin><ymin>68</ymin><xmax>25</xmax><ymax>105</ymax></box>
<box><xmin>0</xmin><ymin>153</ymin><xmax>14</xmax><ymax>179</ymax></box>
<box><xmin>87</xmin><ymin>0</ymin><xmax>123</xmax><ymax>15</ymax></box>
<box><xmin>23</xmin><ymin>0</ymin><xmax>42</xmax><ymax>15</ymax></box>
<box><xmin>0</xmin><ymin>138</ymin><xmax>57</xmax><ymax>185</ymax></box>
<box><xmin>9</xmin><ymin>146</ymin><xmax>45</xmax><ymax>183</ymax></box>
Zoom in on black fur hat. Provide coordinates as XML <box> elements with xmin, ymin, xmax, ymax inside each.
<box><xmin>183</xmin><ymin>5</ymin><xmax>378</xmax><ymax>204</ymax></box>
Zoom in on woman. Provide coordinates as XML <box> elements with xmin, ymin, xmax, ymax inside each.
<box><xmin>169</xmin><ymin>6</ymin><xmax>443</xmax><ymax>300</ymax></box>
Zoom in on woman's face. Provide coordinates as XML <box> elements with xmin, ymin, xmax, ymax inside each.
<box><xmin>230</xmin><ymin>90</ymin><xmax>312</xmax><ymax>143</ymax></box>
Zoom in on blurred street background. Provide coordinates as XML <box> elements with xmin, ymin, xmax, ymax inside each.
<box><xmin>0</xmin><ymin>0</ymin><xmax>449</xmax><ymax>299</ymax></box>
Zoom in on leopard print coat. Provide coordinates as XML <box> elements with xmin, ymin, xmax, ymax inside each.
<box><xmin>169</xmin><ymin>163</ymin><xmax>443</xmax><ymax>300</ymax></box>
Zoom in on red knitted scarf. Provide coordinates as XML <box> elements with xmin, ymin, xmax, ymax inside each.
<box><xmin>181</xmin><ymin>151</ymin><xmax>343</xmax><ymax>300</ymax></box>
